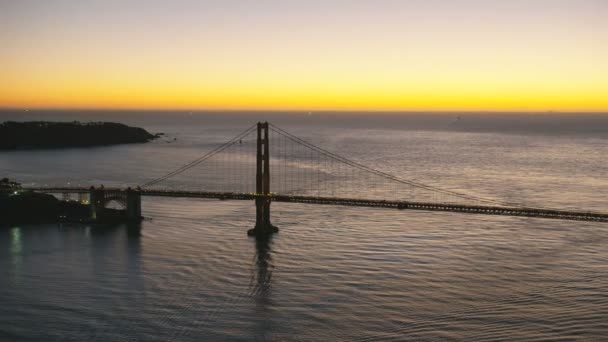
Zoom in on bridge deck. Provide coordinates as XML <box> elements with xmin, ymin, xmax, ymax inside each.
<box><xmin>25</xmin><ymin>187</ymin><xmax>608</xmax><ymax>223</ymax></box>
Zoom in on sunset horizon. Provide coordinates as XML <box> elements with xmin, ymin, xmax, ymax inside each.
<box><xmin>2</xmin><ymin>0</ymin><xmax>607</xmax><ymax>112</ymax></box>
<box><xmin>2</xmin><ymin>107</ymin><xmax>608</xmax><ymax>114</ymax></box>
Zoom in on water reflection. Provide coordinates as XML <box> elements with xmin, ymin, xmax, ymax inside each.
<box><xmin>250</xmin><ymin>235</ymin><xmax>275</xmax><ymax>336</ymax></box>
<box><xmin>126</xmin><ymin>222</ymin><xmax>142</xmax><ymax>238</ymax></box>
<box><xmin>125</xmin><ymin>223</ymin><xmax>144</xmax><ymax>296</ymax></box>
<box><xmin>87</xmin><ymin>223</ymin><xmax>143</xmax><ymax>284</ymax></box>
<box><xmin>10</xmin><ymin>227</ymin><xmax>22</xmax><ymax>257</ymax></box>
<box><xmin>251</xmin><ymin>235</ymin><xmax>274</xmax><ymax>295</ymax></box>
<box><xmin>9</xmin><ymin>227</ymin><xmax>23</xmax><ymax>286</ymax></box>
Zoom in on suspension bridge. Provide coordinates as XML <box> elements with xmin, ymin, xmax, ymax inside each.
<box><xmin>25</xmin><ymin>122</ymin><xmax>608</xmax><ymax>235</ymax></box>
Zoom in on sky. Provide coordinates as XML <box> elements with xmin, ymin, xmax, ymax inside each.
<box><xmin>1</xmin><ymin>0</ymin><xmax>607</xmax><ymax>112</ymax></box>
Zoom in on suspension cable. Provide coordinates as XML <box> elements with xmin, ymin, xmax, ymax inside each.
<box><xmin>269</xmin><ymin>123</ymin><xmax>519</xmax><ymax>207</ymax></box>
<box><xmin>141</xmin><ymin>124</ymin><xmax>257</xmax><ymax>188</ymax></box>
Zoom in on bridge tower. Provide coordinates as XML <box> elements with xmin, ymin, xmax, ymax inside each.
<box><xmin>89</xmin><ymin>186</ymin><xmax>105</xmax><ymax>221</ymax></box>
<box><xmin>89</xmin><ymin>186</ymin><xmax>142</xmax><ymax>222</ymax></box>
<box><xmin>126</xmin><ymin>188</ymin><xmax>142</xmax><ymax>221</ymax></box>
<box><xmin>248</xmin><ymin>122</ymin><xmax>279</xmax><ymax>236</ymax></box>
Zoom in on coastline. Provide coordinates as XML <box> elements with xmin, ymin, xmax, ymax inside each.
<box><xmin>0</xmin><ymin>121</ymin><xmax>160</xmax><ymax>150</ymax></box>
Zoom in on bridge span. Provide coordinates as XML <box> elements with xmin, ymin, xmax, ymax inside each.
<box><xmin>21</xmin><ymin>122</ymin><xmax>608</xmax><ymax>232</ymax></box>
<box><xmin>26</xmin><ymin>187</ymin><xmax>608</xmax><ymax>224</ymax></box>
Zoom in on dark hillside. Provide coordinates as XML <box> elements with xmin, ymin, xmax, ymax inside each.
<box><xmin>0</xmin><ymin>121</ymin><xmax>157</xmax><ymax>150</ymax></box>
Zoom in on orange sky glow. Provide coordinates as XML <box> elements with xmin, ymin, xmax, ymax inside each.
<box><xmin>1</xmin><ymin>1</ymin><xmax>607</xmax><ymax>112</ymax></box>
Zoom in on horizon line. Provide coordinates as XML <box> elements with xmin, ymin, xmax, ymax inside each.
<box><xmin>1</xmin><ymin>107</ymin><xmax>608</xmax><ymax>115</ymax></box>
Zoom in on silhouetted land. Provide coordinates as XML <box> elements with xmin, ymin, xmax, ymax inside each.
<box><xmin>0</xmin><ymin>121</ymin><xmax>158</xmax><ymax>150</ymax></box>
<box><xmin>0</xmin><ymin>178</ymin><xmax>126</xmax><ymax>224</ymax></box>
<box><xmin>0</xmin><ymin>190</ymin><xmax>87</xmax><ymax>224</ymax></box>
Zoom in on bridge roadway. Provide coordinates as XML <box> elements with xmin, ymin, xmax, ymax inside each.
<box><xmin>26</xmin><ymin>187</ymin><xmax>608</xmax><ymax>223</ymax></box>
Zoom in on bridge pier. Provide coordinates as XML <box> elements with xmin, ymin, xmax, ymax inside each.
<box><xmin>248</xmin><ymin>122</ymin><xmax>278</xmax><ymax>236</ymax></box>
<box><xmin>126</xmin><ymin>188</ymin><xmax>142</xmax><ymax>221</ymax></box>
<box><xmin>89</xmin><ymin>186</ymin><xmax>142</xmax><ymax>222</ymax></box>
<box><xmin>250</xmin><ymin>196</ymin><xmax>277</xmax><ymax>235</ymax></box>
<box><xmin>89</xmin><ymin>187</ymin><xmax>105</xmax><ymax>221</ymax></box>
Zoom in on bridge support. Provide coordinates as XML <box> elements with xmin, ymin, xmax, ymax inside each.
<box><xmin>89</xmin><ymin>186</ymin><xmax>142</xmax><ymax>222</ymax></box>
<box><xmin>248</xmin><ymin>122</ymin><xmax>278</xmax><ymax>236</ymax></box>
<box><xmin>126</xmin><ymin>188</ymin><xmax>142</xmax><ymax>221</ymax></box>
<box><xmin>90</xmin><ymin>187</ymin><xmax>105</xmax><ymax>221</ymax></box>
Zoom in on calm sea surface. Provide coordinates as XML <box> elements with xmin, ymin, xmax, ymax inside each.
<box><xmin>1</xmin><ymin>111</ymin><xmax>608</xmax><ymax>341</ymax></box>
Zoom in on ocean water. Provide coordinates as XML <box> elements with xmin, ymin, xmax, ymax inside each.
<box><xmin>1</xmin><ymin>111</ymin><xmax>608</xmax><ymax>341</ymax></box>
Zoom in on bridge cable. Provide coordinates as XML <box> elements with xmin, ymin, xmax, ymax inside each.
<box><xmin>141</xmin><ymin>124</ymin><xmax>257</xmax><ymax>188</ymax></box>
<box><xmin>269</xmin><ymin>123</ymin><xmax>522</xmax><ymax>208</ymax></box>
